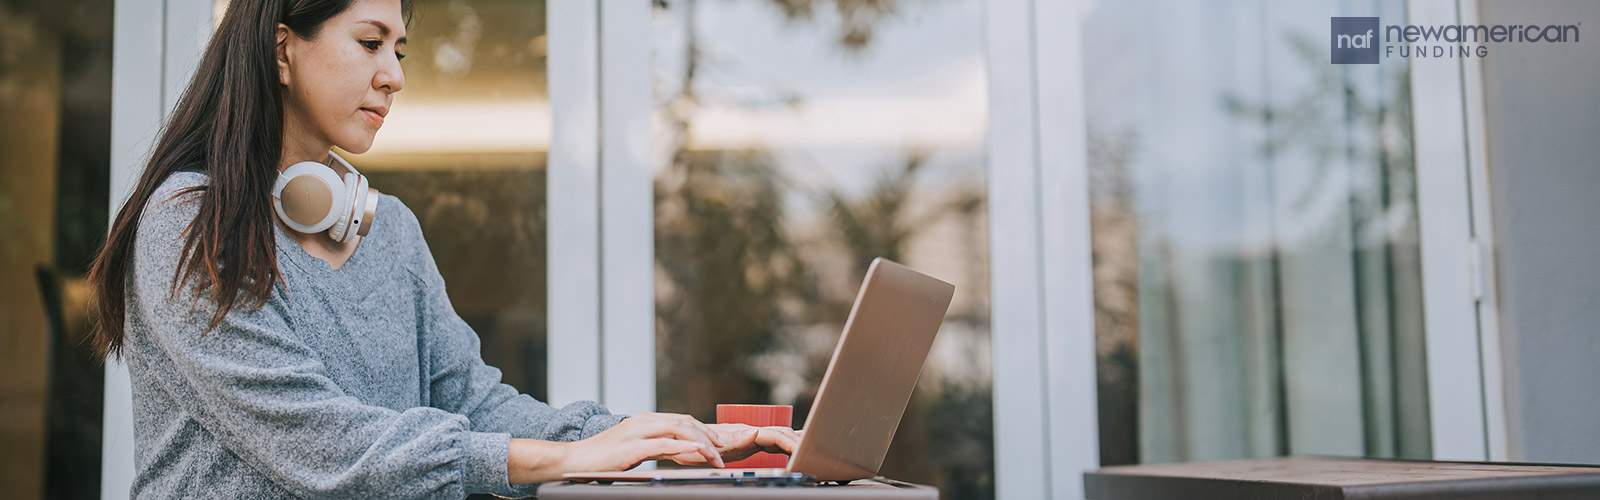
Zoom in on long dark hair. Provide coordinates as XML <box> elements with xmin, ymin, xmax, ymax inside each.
<box><xmin>88</xmin><ymin>0</ymin><xmax>411</xmax><ymax>359</ymax></box>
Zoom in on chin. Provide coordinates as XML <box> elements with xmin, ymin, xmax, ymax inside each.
<box><xmin>335</xmin><ymin>134</ymin><xmax>377</xmax><ymax>155</ymax></box>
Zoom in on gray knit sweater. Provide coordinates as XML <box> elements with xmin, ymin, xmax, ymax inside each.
<box><xmin>122</xmin><ymin>171</ymin><xmax>625</xmax><ymax>499</ymax></box>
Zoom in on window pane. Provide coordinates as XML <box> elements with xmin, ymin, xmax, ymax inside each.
<box><xmin>1083</xmin><ymin>1</ymin><xmax>1430</xmax><ymax>465</ymax></box>
<box><xmin>649</xmin><ymin>0</ymin><xmax>993</xmax><ymax>497</ymax></box>
<box><xmin>349</xmin><ymin>0</ymin><xmax>553</xmax><ymax>402</ymax></box>
<box><xmin>0</xmin><ymin>0</ymin><xmax>114</xmax><ymax>497</ymax></box>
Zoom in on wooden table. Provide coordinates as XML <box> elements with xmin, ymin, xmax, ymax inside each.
<box><xmin>1084</xmin><ymin>456</ymin><xmax>1600</xmax><ymax>499</ymax></box>
<box><xmin>539</xmin><ymin>478</ymin><xmax>937</xmax><ymax>499</ymax></box>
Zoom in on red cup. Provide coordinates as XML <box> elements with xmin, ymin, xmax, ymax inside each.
<box><xmin>715</xmin><ymin>404</ymin><xmax>793</xmax><ymax>468</ymax></box>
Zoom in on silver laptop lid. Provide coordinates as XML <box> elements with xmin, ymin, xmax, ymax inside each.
<box><xmin>787</xmin><ymin>257</ymin><xmax>955</xmax><ymax>481</ymax></box>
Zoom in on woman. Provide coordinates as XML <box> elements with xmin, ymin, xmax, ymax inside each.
<box><xmin>87</xmin><ymin>0</ymin><xmax>798</xmax><ymax>497</ymax></box>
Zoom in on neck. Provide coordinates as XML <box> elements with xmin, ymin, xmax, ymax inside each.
<box><xmin>280</xmin><ymin>110</ymin><xmax>333</xmax><ymax>172</ymax></box>
<box><xmin>279</xmin><ymin>144</ymin><xmax>333</xmax><ymax>173</ymax></box>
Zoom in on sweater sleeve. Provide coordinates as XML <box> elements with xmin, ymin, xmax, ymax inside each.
<box><xmin>397</xmin><ymin>200</ymin><xmax>628</xmax><ymax>447</ymax></box>
<box><xmin>125</xmin><ymin>182</ymin><xmax>514</xmax><ymax>499</ymax></box>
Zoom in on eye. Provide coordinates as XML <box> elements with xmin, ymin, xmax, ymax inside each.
<box><xmin>395</xmin><ymin>51</ymin><xmax>406</xmax><ymax>61</ymax></box>
<box><xmin>360</xmin><ymin>39</ymin><xmax>381</xmax><ymax>51</ymax></box>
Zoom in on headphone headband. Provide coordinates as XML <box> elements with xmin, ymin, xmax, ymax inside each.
<box><xmin>325</xmin><ymin>150</ymin><xmax>360</xmax><ymax>177</ymax></box>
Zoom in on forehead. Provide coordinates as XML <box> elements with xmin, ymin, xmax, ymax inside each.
<box><xmin>337</xmin><ymin>0</ymin><xmax>407</xmax><ymax>38</ymax></box>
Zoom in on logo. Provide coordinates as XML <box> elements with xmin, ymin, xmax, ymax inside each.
<box><xmin>1331</xmin><ymin>17</ymin><xmax>1380</xmax><ymax>64</ymax></box>
<box><xmin>1331</xmin><ymin>16</ymin><xmax>1580</xmax><ymax>64</ymax></box>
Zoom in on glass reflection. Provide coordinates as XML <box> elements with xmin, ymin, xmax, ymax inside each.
<box><xmin>651</xmin><ymin>1</ymin><xmax>993</xmax><ymax>497</ymax></box>
<box><xmin>345</xmin><ymin>0</ymin><xmax>554</xmax><ymax>402</ymax></box>
<box><xmin>0</xmin><ymin>0</ymin><xmax>114</xmax><ymax>498</ymax></box>
<box><xmin>1083</xmin><ymin>0</ymin><xmax>1430</xmax><ymax>465</ymax></box>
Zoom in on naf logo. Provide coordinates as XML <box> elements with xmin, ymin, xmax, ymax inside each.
<box><xmin>1331</xmin><ymin>17</ymin><xmax>1380</xmax><ymax>64</ymax></box>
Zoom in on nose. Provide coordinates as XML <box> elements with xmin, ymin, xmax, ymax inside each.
<box><xmin>375</xmin><ymin>54</ymin><xmax>405</xmax><ymax>94</ymax></box>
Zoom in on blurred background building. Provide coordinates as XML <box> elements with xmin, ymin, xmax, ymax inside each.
<box><xmin>1</xmin><ymin>0</ymin><xmax>1596</xmax><ymax>499</ymax></box>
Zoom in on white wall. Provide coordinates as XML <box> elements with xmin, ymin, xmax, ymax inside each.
<box><xmin>1478</xmin><ymin>0</ymin><xmax>1600</xmax><ymax>464</ymax></box>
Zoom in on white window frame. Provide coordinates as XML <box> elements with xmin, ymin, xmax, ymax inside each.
<box><xmin>985</xmin><ymin>0</ymin><xmax>1053</xmax><ymax>496</ymax></box>
<box><xmin>105</xmin><ymin>0</ymin><xmax>214</xmax><ymax>497</ymax></box>
<box><xmin>1455</xmin><ymin>0</ymin><xmax>1508</xmax><ymax>462</ymax></box>
<box><xmin>987</xmin><ymin>0</ymin><xmax>1103</xmax><ymax>498</ymax></box>
<box><xmin>596</xmin><ymin>0</ymin><xmax>655</xmax><ymax>417</ymax></box>
<box><xmin>546</xmin><ymin>0</ymin><xmax>655</xmax><ymax>417</ymax></box>
<box><xmin>548</xmin><ymin>0</ymin><xmax>656</xmax><ymax>418</ymax></box>
<box><xmin>1031</xmin><ymin>0</ymin><xmax>1102</xmax><ymax>498</ymax></box>
<box><xmin>1407</xmin><ymin>0</ymin><xmax>1509</xmax><ymax>462</ymax></box>
<box><xmin>546</xmin><ymin>0</ymin><xmax>604</xmax><ymax>409</ymax></box>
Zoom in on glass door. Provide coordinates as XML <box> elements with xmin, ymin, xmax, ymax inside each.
<box><xmin>647</xmin><ymin>1</ymin><xmax>995</xmax><ymax>497</ymax></box>
<box><xmin>335</xmin><ymin>0</ymin><xmax>555</xmax><ymax>401</ymax></box>
<box><xmin>1080</xmin><ymin>0</ymin><xmax>1432</xmax><ymax>465</ymax></box>
<box><xmin>0</xmin><ymin>0</ymin><xmax>115</xmax><ymax>497</ymax></box>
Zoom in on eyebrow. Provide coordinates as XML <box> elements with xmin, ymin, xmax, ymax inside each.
<box><xmin>357</xmin><ymin>19</ymin><xmax>407</xmax><ymax>44</ymax></box>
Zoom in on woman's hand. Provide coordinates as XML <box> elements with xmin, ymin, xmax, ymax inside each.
<box><xmin>509</xmin><ymin>412</ymin><xmax>728</xmax><ymax>484</ymax></box>
<box><xmin>665</xmin><ymin>423</ymin><xmax>804</xmax><ymax>466</ymax></box>
<box><xmin>505</xmin><ymin>413</ymin><xmax>810</xmax><ymax>484</ymax></box>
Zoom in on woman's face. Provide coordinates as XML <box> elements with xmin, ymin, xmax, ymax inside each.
<box><xmin>276</xmin><ymin>0</ymin><xmax>406</xmax><ymax>157</ymax></box>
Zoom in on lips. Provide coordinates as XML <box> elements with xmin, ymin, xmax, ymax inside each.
<box><xmin>360</xmin><ymin>106</ymin><xmax>388</xmax><ymax>126</ymax></box>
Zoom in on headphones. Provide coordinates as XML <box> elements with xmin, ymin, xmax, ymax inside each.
<box><xmin>271</xmin><ymin>151</ymin><xmax>379</xmax><ymax>243</ymax></box>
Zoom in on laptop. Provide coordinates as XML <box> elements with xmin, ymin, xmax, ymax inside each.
<box><xmin>563</xmin><ymin>257</ymin><xmax>955</xmax><ymax>485</ymax></box>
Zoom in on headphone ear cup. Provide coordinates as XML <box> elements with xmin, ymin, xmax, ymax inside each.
<box><xmin>345</xmin><ymin>176</ymin><xmax>373</xmax><ymax>241</ymax></box>
<box><xmin>273</xmin><ymin>162</ymin><xmax>346</xmax><ymax>233</ymax></box>
<box><xmin>327</xmin><ymin>172</ymin><xmax>362</xmax><ymax>242</ymax></box>
<box><xmin>333</xmin><ymin>176</ymin><xmax>371</xmax><ymax>243</ymax></box>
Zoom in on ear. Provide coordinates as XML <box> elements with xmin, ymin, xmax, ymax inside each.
<box><xmin>276</xmin><ymin>23</ymin><xmax>292</xmax><ymax>86</ymax></box>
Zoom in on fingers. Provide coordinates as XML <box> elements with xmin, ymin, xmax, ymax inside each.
<box><xmin>675</xmin><ymin>415</ymin><xmax>725</xmax><ymax>467</ymax></box>
<box><xmin>754</xmin><ymin>426</ymin><xmax>802</xmax><ymax>454</ymax></box>
<box><xmin>665</xmin><ymin>449</ymin><xmax>722</xmax><ymax>467</ymax></box>
<box><xmin>622</xmin><ymin>414</ymin><xmax>812</xmax><ymax>468</ymax></box>
<box><xmin>579</xmin><ymin>414</ymin><xmax>742</xmax><ymax>473</ymax></box>
<box><xmin>697</xmin><ymin>424</ymin><xmax>760</xmax><ymax>463</ymax></box>
<box><xmin>635</xmin><ymin>413</ymin><xmax>724</xmax><ymax>467</ymax></box>
<box><xmin>639</xmin><ymin>438</ymin><xmax>706</xmax><ymax>462</ymax></box>
<box><xmin>707</xmin><ymin>423</ymin><xmax>761</xmax><ymax>452</ymax></box>
<box><xmin>682</xmin><ymin>415</ymin><xmax>726</xmax><ymax>448</ymax></box>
